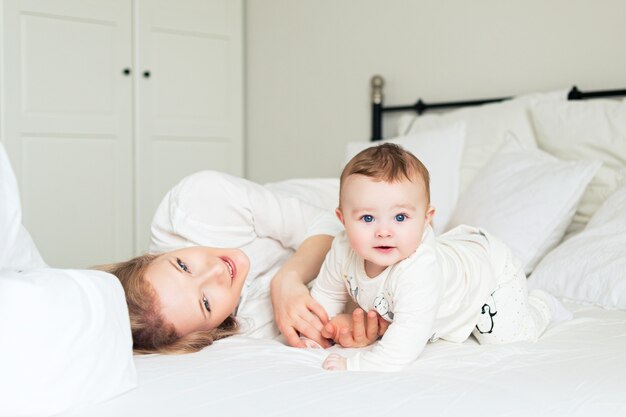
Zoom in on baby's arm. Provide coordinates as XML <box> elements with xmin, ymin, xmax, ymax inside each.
<box><xmin>310</xmin><ymin>237</ymin><xmax>350</xmax><ymax>319</ymax></box>
<box><xmin>325</xmin><ymin>253</ymin><xmax>443</xmax><ymax>372</ymax></box>
<box><xmin>346</xmin><ymin>313</ymin><xmax>435</xmax><ymax>371</ymax></box>
<box><xmin>321</xmin><ymin>316</ymin><xmax>429</xmax><ymax>372</ymax></box>
<box><xmin>298</xmin><ymin>250</ymin><xmax>345</xmax><ymax>350</ymax></box>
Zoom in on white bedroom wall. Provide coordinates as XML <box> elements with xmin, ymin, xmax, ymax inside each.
<box><xmin>245</xmin><ymin>0</ymin><xmax>626</xmax><ymax>183</ymax></box>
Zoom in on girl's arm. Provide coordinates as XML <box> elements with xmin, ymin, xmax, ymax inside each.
<box><xmin>270</xmin><ymin>234</ymin><xmax>333</xmax><ymax>348</ymax></box>
<box><xmin>334</xmin><ymin>253</ymin><xmax>443</xmax><ymax>371</ymax></box>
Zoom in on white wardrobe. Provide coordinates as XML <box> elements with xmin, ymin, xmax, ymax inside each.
<box><xmin>1</xmin><ymin>0</ymin><xmax>244</xmax><ymax>268</ymax></box>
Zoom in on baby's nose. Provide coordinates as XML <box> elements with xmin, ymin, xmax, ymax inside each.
<box><xmin>376</xmin><ymin>226</ymin><xmax>392</xmax><ymax>238</ymax></box>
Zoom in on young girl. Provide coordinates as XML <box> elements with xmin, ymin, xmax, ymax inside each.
<box><xmin>311</xmin><ymin>143</ymin><xmax>571</xmax><ymax>371</ymax></box>
<box><xmin>104</xmin><ymin>170</ymin><xmax>384</xmax><ymax>354</ymax></box>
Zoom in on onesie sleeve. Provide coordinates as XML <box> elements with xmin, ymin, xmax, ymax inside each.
<box><xmin>347</xmin><ymin>248</ymin><xmax>444</xmax><ymax>372</ymax></box>
<box><xmin>310</xmin><ymin>233</ymin><xmax>351</xmax><ymax>319</ymax></box>
<box><xmin>150</xmin><ymin>171</ymin><xmax>342</xmax><ymax>253</ymax></box>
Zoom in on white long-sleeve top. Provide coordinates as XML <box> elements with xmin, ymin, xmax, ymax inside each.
<box><xmin>149</xmin><ymin>170</ymin><xmax>343</xmax><ymax>338</ymax></box>
<box><xmin>311</xmin><ymin>224</ymin><xmax>502</xmax><ymax>371</ymax></box>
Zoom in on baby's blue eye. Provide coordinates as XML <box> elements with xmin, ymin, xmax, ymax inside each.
<box><xmin>395</xmin><ymin>214</ymin><xmax>406</xmax><ymax>222</ymax></box>
<box><xmin>177</xmin><ymin>258</ymin><xmax>189</xmax><ymax>272</ymax></box>
<box><xmin>362</xmin><ymin>215</ymin><xmax>374</xmax><ymax>223</ymax></box>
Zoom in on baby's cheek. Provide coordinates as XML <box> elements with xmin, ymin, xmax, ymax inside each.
<box><xmin>348</xmin><ymin>235</ymin><xmax>369</xmax><ymax>256</ymax></box>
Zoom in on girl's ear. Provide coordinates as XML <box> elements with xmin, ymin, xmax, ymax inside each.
<box><xmin>425</xmin><ymin>206</ymin><xmax>436</xmax><ymax>225</ymax></box>
<box><xmin>335</xmin><ymin>208</ymin><xmax>345</xmax><ymax>225</ymax></box>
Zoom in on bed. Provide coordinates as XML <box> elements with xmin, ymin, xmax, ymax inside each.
<box><xmin>61</xmin><ymin>302</ymin><xmax>626</xmax><ymax>417</ymax></box>
<box><xmin>2</xmin><ymin>76</ymin><xmax>626</xmax><ymax>417</ymax></box>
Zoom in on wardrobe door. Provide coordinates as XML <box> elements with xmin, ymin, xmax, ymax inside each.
<box><xmin>1</xmin><ymin>0</ymin><xmax>134</xmax><ymax>268</ymax></box>
<box><xmin>134</xmin><ymin>0</ymin><xmax>244</xmax><ymax>252</ymax></box>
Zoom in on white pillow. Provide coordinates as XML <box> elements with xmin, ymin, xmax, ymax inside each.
<box><xmin>528</xmin><ymin>184</ymin><xmax>626</xmax><ymax>310</ymax></box>
<box><xmin>0</xmin><ymin>143</ymin><xmax>46</xmax><ymax>269</ymax></box>
<box><xmin>396</xmin><ymin>99</ymin><xmax>540</xmax><ymax>194</ymax></box>
<box><xmin>0</xmin><ymin>142</ymin><xmax>137</xmax><ymax>416</ymax></box>
<box><xmin>531</xmin><ymin>98</ymin><xmax>626</xmax><ymax>238</ymax></box>
<box><xmin>447</xmin><ymin>135</ymin><xmax>601</xmax><ymax>274</ymax></box>
<box><xmin>345</xmin><ymin>123</ymin><xmax>465</xmax><ymax>235</ymax></box>
<box><xmin>0</xmin><ymin>268</ymin><xmax>137</xmax><ymax>417</ymax></box>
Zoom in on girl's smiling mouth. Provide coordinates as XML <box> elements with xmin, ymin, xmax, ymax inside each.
<box><xmin>220</xmin><ymin>256</ymin><xmax>236</xmax><ymax>282</ymax></box>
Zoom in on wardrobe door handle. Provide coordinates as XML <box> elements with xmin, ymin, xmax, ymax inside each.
<box><xmin>122</xmin><ymin>68</ymin><xmax>131</xmax><ymax>76</ymax></box>
<box><xmin>143</xmin><ymin>71</ymin><xmax>151</xmax><ymax>78</ymax></box>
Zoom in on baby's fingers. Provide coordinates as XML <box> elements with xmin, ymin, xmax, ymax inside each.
<box><xmin>322</xmin><ymin>353</ymin><xmax>347</xmax><ymax>371</ymax></box>
<box><xmin>337</xmin><ymin>327</ymin><xmax>356</xmax><ymax>348</ymax></box>
<box><xmin>377</xmin><ymin>315</ymin><xmax>390</xmax><ymax>336</ymax></box>
<box><xmin>351</xmin><ymin>308</ymin><xmax>366</xmax><ymax>342</ymax></box>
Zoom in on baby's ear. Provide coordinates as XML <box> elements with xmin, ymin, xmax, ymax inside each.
<box><xmin>335</xmin><ymin>208</ymin><xmax>345</xmax><ymax>225</ymax></box>
<box><xmin>425</xmin><ymin>206</ymin><xmax>436</xmax><ymax>225</ymax></box>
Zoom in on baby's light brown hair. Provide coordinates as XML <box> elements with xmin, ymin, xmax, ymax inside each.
<box><xmin>339</xmin><ymin>143</ymin><xmax>430</xmax><ymax>207</ymax></box>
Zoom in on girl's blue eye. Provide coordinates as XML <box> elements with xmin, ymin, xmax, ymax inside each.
<box><xmin>202</xmin><ymin>295</ymin><xmax>211</xmax><ymax>312</ymax></box>
<box><xmin>395</xmin><ymin>214</ymin><xmax>406</xmax><ymax>222</ymax></box>
<box><xmin>362</xmin><ymin>215</ymin><xmax>374</xmax><ymax>223</ymax></box>
<box><xmin>177</xmin><ymin>258</ymin><xmax>189</xmax><ymax>272</ymax></box>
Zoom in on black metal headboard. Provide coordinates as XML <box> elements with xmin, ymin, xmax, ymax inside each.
<box><xmin>370</xmin><ymin>75</ymin><xmax>626</xmax><ymax>141</ymax></box>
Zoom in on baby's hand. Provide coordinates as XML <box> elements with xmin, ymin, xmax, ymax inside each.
<box><xmin>299</xmin><ymin>336</ymin><xmax>323</xmax><ymax>349</ymax></box>
<box><xmin>322</xmin><ymin>309</ymin><xmax>389</xmax><ymax>348</ymax></box>
<box><xmin>322</xmin><ymin>353</ymin><xmax>347</xmax><ymax>371</ymax></box>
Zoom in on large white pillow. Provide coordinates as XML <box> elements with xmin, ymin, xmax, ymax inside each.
<box><xmin>345</xmin><ymin>123</ymin><xmax>465</xmax><ymax>235</ymax></box>
<box><xmin>447</xmin><ymin>135</ymin><xmax>601</xmax><ymax>274</ymax></box>
<box><xmin>528</xmin><ymin>184</ymin><xmax>626</xmax><ymax>310</ymax></box>
<box><xmin>0</xmin><ymin>143</ymin><xmax>46</xmax><ymax>269</ymax></box>
<box><xmin>396</xmin><ymin>100</ymin><xmax>536</xmax><ymax>194</ymax></box>
<box><xmin>531</xmin><ymin>98</ymin><xmax>626</xmax><ymax>238</ymax></box>
<box><xmin>0</xmin><ymin>268</ymin><xmax>137</xmax><ymax>417</ymax></box>
<box><xmin>396</xmin><ymin>91</ymin><xmax>568</xmax><ymax>194</ymax></box>
<box><xmin>0</xmin><ymin>142</ymin><xmax>137</xmax><ymax>416</ymax></box>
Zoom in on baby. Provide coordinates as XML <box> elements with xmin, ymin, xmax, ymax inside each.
<box><xmin>311</xmin><ymin>143</ymin><xmax>570</xmax><ymax>371</ymax></box>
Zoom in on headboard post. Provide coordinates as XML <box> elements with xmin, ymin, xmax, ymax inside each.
<box><xmin>371</xmin><ymin>75</ymin><xmax>384</xmax><ymax>141</ymax></box>
<box><xmin>568</xmin><ymin>86</ymin><xmax>582</xmax><ymax>100</ymax></box>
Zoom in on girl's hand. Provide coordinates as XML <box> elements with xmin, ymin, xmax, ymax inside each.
<box><xmin>270</xmin><ymin>235</ymin><xmax>334</xmax><ymax>348</ymax></box>
<box><xmin>271</xmin><ymin>270</ymin><xmax>331</xmax><ymax>348</ymax></box>
<box><xmin>321</xmin><ymin>308</ymin><xmax>389</xmax><ymax>348</ymax></box>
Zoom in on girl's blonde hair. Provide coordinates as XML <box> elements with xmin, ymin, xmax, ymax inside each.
<box><xmin>98</xmin><ymin>253</ymin><xmax>239</xmax><ymax>354</ymax></box>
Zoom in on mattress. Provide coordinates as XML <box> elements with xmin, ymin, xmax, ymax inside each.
<box><xmin>63</xmin><ymin>301</ymin><xmax>626</xmax><ymax>417</ymax></box>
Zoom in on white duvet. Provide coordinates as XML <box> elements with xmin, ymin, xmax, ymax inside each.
<box><xmin>62</xmin><ymin>302</ymin><xmax>626</xmax><ymax>417</ymax></box>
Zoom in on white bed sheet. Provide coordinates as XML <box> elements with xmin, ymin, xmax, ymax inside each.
<box><xmin>63</xmin><ymin>302</ymin><xmax>626</xmax><ymax>417</ymax></box>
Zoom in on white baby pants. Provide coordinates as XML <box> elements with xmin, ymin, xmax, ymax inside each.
<box><xmin>472</xmin><ymin>236</ymin><xmax>552</xmax><ymax>344</ymax></box>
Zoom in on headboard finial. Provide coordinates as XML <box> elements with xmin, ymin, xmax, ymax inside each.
<box><xmin>371</xmin><ymin>75</ymin><xmax>384</xmax><ymax>104</ymax></box>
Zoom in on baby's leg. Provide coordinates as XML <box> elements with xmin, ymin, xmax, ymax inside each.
<box><xmin>530</xmin><ymin>289</ymin><xmax>573</xmax><ymax>325</ymax></box>
<box><xmin>473</xmin><ymin>256</ymin><xmax>554</xmax><ymax>345</ymax></box>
